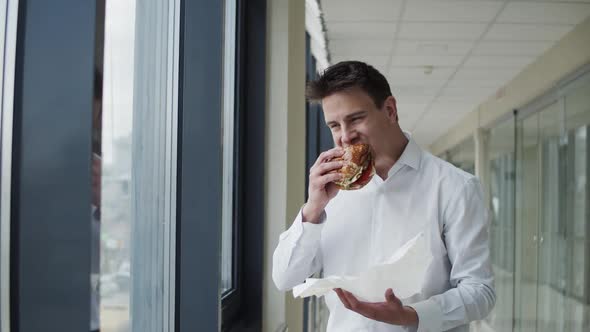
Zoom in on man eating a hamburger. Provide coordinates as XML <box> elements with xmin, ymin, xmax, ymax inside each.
<box><xmin>272</xmin><ymin>61</ymin><xmax>495</xmax><ymax>332</ymax></box>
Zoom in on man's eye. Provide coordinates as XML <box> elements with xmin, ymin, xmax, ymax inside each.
<box><xmin>351</xmin><ymin>117</ymin><xmax>362</xmax><ymax>123</ymax></box>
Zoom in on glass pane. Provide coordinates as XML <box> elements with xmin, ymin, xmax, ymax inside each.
<box><xmin>221</xmin><ymin>0</ymin><xmax>237</xmax><ymax>296</ymax></box>
<box><xmin>445</xmin><ymin>137</ymin><xmax>475</xmax><ymax>174</ymax></box>
<box><xmin>514</xmin><ymin>73</ymin><xmax>590</xmax><ymax>332</ymax></box>
<box><xmin>486</xmin><ymin>119</ymin><xmax>515</xmax><ymax>331</ymax></box>
<box><xmin>515</xmin><ymin>110</ymin><xmax>541</xmax><ymax>332</ymax></box>
<box><xmin>537</xmin><ymin>101</ymin><xmax>567</xmax><ymax>332</ymax></box>
<box><xmin>94</xmin><ymin>1</ymin><xmax>136</xmax><ymax>330</ymax></box>
<box><xmin>95</xmin><ymin>1</ymin><xmax>179</xmax><ymax>331</ymax></box>
<box><xmin>562</xmin><ymin>77</ymin><xmax>590</xmax><ymax>332</ymax></box>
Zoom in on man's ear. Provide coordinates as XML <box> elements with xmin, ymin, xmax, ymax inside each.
<box><xmin>384</xmin><ymin>96</ymin><xmax>398</xmax><ymax>123</ymax></box>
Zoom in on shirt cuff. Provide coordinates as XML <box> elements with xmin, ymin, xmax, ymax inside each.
<box><xmin>408</xmin><ymin>298</ymin><xmax>443</xmax><ymax>332</ymax></box>
<box><xmin>279</xmin><ymin>208</ymin><xmax>325</xmax><ymax>247</ymax></box>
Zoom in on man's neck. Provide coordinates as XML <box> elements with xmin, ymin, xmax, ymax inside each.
<box><xmin>375</xmin><ymin>131</ymin><xmax>409</xmax><ymax>180</ymax></box>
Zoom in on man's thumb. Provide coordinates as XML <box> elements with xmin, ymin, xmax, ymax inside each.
<box><xmin>385</xmin><ymin>288</ymin><xmax>396</xmax><ymax>303</ymax></box>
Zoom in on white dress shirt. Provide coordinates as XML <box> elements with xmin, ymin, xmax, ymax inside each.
<box><xmin>272</xmin><ymin>135</ymin><xmax>496</xmax><ymax>332</ymax></box>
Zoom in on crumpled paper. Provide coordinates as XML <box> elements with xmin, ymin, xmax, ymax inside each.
<box><xmin>292</xmin><ymin>232</ymin><xmax>432</xmax><ymax>302</ymax></box>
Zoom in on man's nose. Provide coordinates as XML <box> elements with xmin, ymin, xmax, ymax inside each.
<box><xmin>341</xmin><ymin>126</ymin><xmax>358</xmax><ymax>146</ymax></box>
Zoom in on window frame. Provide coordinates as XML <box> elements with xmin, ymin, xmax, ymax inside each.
<box><xmin>9</xmin><ymin>0</ymin><xmax>103</xmax><ymax>331</ymax></box>
<box><xmin>220</xmin><ymin>0</ymin><xmax>266</xmax><ymax>330</ymax></box>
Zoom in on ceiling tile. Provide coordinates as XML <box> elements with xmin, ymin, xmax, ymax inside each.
<box><xmin>473</xmin><ymin>41</ymin><xmax>554</xmax><ymax>56</ymax></box>
<box><xmin>396</xmin><ymin>40</ymin><xmax>474</xmax><ymax>56</ymax></box>
<box><xmin>454</xmin><ymin>67</ymin><xmax>519</xmax><ymax>81</ymax></box>
<box><xmin>386</xmin><ymin>67</ymin><xmax>455</xmax><ymax>87</ymax></box>
<box><xmin>484</xmin><ymin>23</ymin><xmax>574</xmax><ymax>41</ymax></box>
<box><xmin>330</xmin><ymin>39</ymin><xmax>393</xmax><ymax>55</ymax></box>
<box><xmin>331</xmin><ymin>55</ymin><xmax>390</xmax><ymax>74</ymax></box>
<box><xmin>463</xmin><ymin>55</ymin><xmax>536</xmax><ymax>68</ymax></box>
<box><xmin>403</xmin><ymin>0</ymin><xmax>503</xmax><ymax>22</ymax></box>
<box><xmin>437</xmin><ymin>85</ymin><xmax>502</xmax><ymax>105</ymax></box>
<box><xmin>497</xmin><ymin>2</ymin><xmax>590</xmax><ymax>25</ymax></box>
<box><xmin>399</xmin><ymin>22</ymin><xmax>487</xmax><ymax>40</ymax></box>
<box><xmin>389</xmin><ymin>66</ymin><xmax>455</xmax><ymax>82</ymax></box>
<box><xmin>440</xmin><ymin>86</ymin><xmax>494</xmax><ymax>97</ymax></box>
<box><xmin>397</xmin><ymin>103</ymin><xmax>429</xmax><ymax>115</ymax></box>
<box><xmin>429</xmin><ymin>102</ymin><xmax>476</xmax><ymax>115</ymax></box>
<box><xmin>446</xmin><ymin>78</ymin><xmax>505</xmax><ymax>88</ymax></box>
<box><xmin>391</xmin><ymin>55</ymin><xmax>464</xmax><ymax>67</ymax></box>
<box><xmin>326</xmin><ymin>22</ymin><xmax>397</xmax><ymax>39</ymax></box>
<box><xmin>390</xmin><ymin>84</ymin><xmax>440</xmax><ymax>98</ymax></box>
<box><xmin>321</xmin><ymin>0</ymin><xmax>404</xmax><ymax>22</ymax></box>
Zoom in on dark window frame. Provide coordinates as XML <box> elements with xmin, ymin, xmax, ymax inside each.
<box><xmin>176</xmin><ymin>0</ymin><xmax>266</xmax><ymax>331</ymax></box>
<box><xmin>221</xmin><ymin>0</ymin><xmax>266</xmax><ymax>330</ymax></box>
<box><xmin>10</xmin><ymin>0</ymin><xmax>103</xmax><ymax>331</ymax></box>
<box><xmin>175</xmin><ymin>0</ymin><xmax>224</xmax><ymax>331</ymax></box>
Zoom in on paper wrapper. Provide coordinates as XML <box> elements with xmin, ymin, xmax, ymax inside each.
<box><xmin>292</xmin><ymin>232</ymin><xmax>432</xmax><ymax>302</ymax></box>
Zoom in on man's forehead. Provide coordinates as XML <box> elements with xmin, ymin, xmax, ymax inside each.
<box><xmin>322</xmin><ymin>89</ymin><xmax>374</xmax><ymax>109</ymax></box>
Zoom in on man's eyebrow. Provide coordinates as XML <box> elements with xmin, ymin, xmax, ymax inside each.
<box><xmin>344</xmin><ymin>110</ymin><xmax>367</xmax><ymax>120</ymax></box>
<box><xmin>326</xmin><ymin>110</ymin><xmax>367</xmax><ymax>127</ymax></box>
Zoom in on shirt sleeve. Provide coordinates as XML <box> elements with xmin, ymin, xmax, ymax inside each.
<box><xmin>272</xmin><ymin>208</ymin><xmax>326</xmax><ymax>291</ymax></box>
<box><xmin>408</xmin><ymin>177</ymin><xmax>496</xmax><ymax>332</ymax></box>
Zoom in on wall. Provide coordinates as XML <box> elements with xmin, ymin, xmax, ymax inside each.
<box><xmin>264</xmin><ymin>0</ymin><xmax>307</xmax><ymax>331</ymax></box>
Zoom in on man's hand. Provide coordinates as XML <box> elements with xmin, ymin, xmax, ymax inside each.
<box><xmin>334</xmin><ymin>288</ymin><xmax>418</xmax><ymax>327</ymax></box>
<box><xmin>303</xmin><ymin>147</ymin><xmax>344</xmax><ymax>223</ymax></box>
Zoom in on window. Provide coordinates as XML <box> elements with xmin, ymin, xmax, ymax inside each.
<box><xmin>95</xmin><ymin>0</ymin><xmax>180</xmax><ymax>331</ymax></box>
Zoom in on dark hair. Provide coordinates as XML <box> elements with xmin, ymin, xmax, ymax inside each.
<box><xmin>306</xmin><ymin>61</ymin><xmax>393</xmax><ymax>108</ymax></box>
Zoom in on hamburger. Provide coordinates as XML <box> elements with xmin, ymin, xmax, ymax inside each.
<box><xmin>330</xmin><ymin>143</ymin><xmax>375</xmax><ymax>190</ymax></box>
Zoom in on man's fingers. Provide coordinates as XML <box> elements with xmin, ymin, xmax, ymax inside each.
<box><xmin>309</xmin><ymin>172</ymin><xmax>342</xmax><ymax>191</ymax></box>
<box><xmin>341</xmin><ymin>290</ymin><xmax>377</xmax><ymax>319</ymax></box>
<box><xmin>335</xmin><ymin>288</ymin><xmax>352</xmax><ymax>309</ymax></box>
<box><xmin>341</xmin><ymin>290</ymin><xmax>360</xmax><ymax>310</ymax></box>
<box><xmin>317</xmin><ymin>172</ymin><xmax>343</xmax><ymax>186</ymax></box>
<box><xmin>313</xmin><ymin>147</ymin><xmax>344</xmax><ymax>168</ymax></box>
<box><xmin>313</xmin><ymin>161</ymin><xmax>344</xmax><ymax>176</ymax></box>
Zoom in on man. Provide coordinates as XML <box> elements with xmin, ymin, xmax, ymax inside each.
<box><xmin>272</xmin><ymin>61</ymin><xmax>495</xmax><ymax>332</ymax></box>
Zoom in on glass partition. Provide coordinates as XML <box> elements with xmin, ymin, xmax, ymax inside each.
<box><xmin>514</xmin><ymin>71</ymin><xmax>590</xmax><ymax>332</ymax></box>
<box><xmin>444</xmin><ymin>137</ymin><xmax>476</xmax><ymax>175</ymax></box>
<box><xmin>486</xmin><ymin>119</ymin><xmax>516</xmax><ymax>331</ymax></box>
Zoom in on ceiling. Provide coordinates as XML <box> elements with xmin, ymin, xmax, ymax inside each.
<box><xmin>320</xmin><ymin>0</ymin><xmax>590</xmax><ymax>148</ymax></box>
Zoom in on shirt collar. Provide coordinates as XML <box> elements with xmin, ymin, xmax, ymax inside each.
<box><xmin>400</xmin><ymin>132</ymin><xmax>422</xmax><ymax>170</ymax></box>
<box><xmin>386</xmin><ymin>132</ymin><xmax>422</xmax><ymax>177</ymax></box>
